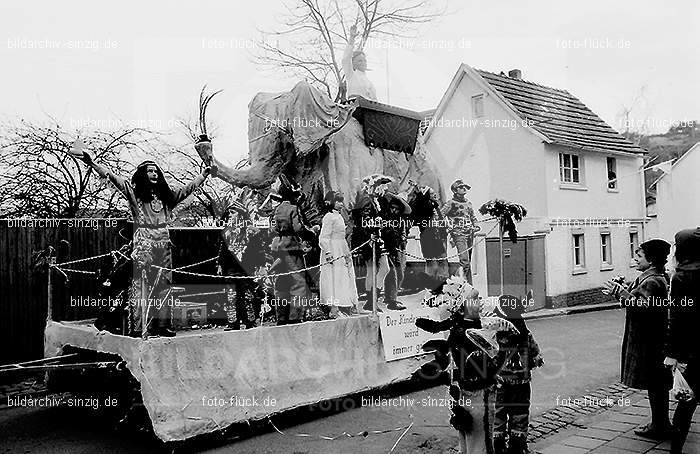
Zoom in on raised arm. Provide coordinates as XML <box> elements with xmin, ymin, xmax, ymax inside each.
<box><xmin>342</xmin><ymin>24</ymin><xmax>357</xmax><ymax>83</ymax></box>
<box><xmin>171</xmin><ymin>167</ymin><xmax>211</xmax><ymax>206</ymax></box>
<box><xmin>82</xmin><ymin>151</ymin><xmax>128</xmax><ymax>195</ymax></box>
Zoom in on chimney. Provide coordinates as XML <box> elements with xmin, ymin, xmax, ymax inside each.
<box><xmin>508</xmin><ymin>69</ymin><xmax>522</xmax><ymax>79</ymax></box>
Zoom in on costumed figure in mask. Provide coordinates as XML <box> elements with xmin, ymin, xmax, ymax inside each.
<box><xmin>414</xmin><ymin>276</ymin><xmax>519</xmax><ymax>454</ymax></box>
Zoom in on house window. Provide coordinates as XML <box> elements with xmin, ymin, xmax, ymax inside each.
<box><xmin>559</xmin><ymin>153</ymin><xmax>581</xmax><ymax>184</ymax></box>
<box><xmin>601</xmin><ymin>233</ymin><xmax>612</xmax><ymax>266</ymax></box>
<box><xmin>629</xmin><ymin>232</ymin><xmax>639</xmax><ymax>259</ymax></box>
<box><xmin>472</xmin><ymin>94</ymin><xmax>484</xmax><ymax>118</ymax></box>
<box><xmin>573</xmin><ymin>233</ymin><xmax>585</xmax><ymax>268</ymax></box>
<box><xmin>607</xmin><ymin>157</ymin><xmax>617</xmax><ymax>190</ymax></box>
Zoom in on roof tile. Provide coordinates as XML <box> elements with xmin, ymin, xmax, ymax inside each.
<box><xmin>476</xmin><ymin>69</ymin><xmax>644</xmax><ymax>155</ymax></box>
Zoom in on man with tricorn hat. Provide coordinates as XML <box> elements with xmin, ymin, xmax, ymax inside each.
<box><xmin>442</xmin><ymin>179</ymin><xmax>480</xmax><ymax>284</ymax></box>
<box><xmin>351</xmin><ymin>174</ymin><xmax>393</xmax><ymax>312</ymax></box>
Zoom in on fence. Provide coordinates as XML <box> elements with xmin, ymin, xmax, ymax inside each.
<box><xmin>0</xmin><ymin>219</ymin><xmax>223</xmax><ymax>364</ymax></box>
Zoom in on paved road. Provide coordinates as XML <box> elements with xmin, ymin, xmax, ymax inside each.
<box><xmin>0</xmin><ymin>309</ymin><xmax>624</xmax><ymax>454</ymax></box>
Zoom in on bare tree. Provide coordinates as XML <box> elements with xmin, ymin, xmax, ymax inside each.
<box><xmin>255</xmin><ymin>0</ymin><xmax>445</xmax><ymax>99</ymax></box>
<box><xmin>616</xmin><ymin>85</ymin><xmax>651</xmax><ymax>141</ymax></box>
<box><xmin>0</xmin><ymin>119</ymin><xmax>150</xmax><ymax>218</ymax></box>
<box><xmin>150</xmin><ymin>117</ymin><xmax>255</xmax><ymax>227</ymax></box>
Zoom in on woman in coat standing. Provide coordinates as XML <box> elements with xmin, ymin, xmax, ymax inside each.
<box><xmin>319</xmin><ymin>191</ymin><xmax>359</xmax><ymax>317</ymax></box>
<box><xmin>603</xmin><ymin>238</ymin><xmax>673</xmax><ymax>439</ymax></box>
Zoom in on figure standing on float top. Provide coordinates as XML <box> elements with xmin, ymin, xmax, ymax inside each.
<box><xmin>408</xmin><ymin>179</ymin><xmax>449</xmax><ymax>284</ymax></box>
<box><xmin>318</xmin><ymin>190</ymin><xmax>359</xmax><ymax>318</ymax></box>
<box><xmin>269</xmin><ymin>175</ymin><xmax>318</xmax><ymax>325</ymax></box>
<box><xmin>73</xmin><ymin>141</ymin><xmax>210</xmax><ymax>338</ymax></box>
<box><xmin>342</xmin><ymin>23</ymin><xmax>377</xmax><ymax>101</ymax></box>
<box><xmin>442</xmin><ymin>179</ymin><xmax>480</xmax><ymax>284</ymax></box>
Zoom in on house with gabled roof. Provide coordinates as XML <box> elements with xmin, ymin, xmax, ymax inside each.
<box><xmin>423</xmin><ymin>64</ymin><xmax>648</xmax><ymax>309</ymax></box>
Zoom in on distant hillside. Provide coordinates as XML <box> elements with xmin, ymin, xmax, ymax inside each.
<box><xmin>623</xmin><ymin>122</ymin><xmax>699</xmax><ymax>193</ymax></box>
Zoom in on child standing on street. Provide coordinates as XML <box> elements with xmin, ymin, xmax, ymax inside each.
<box><xmin>493</xmin><ymin>293</ymin><xmax>544</xmax><ymax>454</ymax></box>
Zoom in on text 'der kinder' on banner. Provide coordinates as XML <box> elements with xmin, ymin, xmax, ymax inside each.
<box><xmin>379</xmin><ymin>307</ymin><xmax>446</xmax><ymax>362</ymax></box>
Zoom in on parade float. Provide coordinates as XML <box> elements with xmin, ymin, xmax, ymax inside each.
<box><xmin>38</xmin><ymin>80</ymin><xmax>451</xmax><ymax>443</ymax></box>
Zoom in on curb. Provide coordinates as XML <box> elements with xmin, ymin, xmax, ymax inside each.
<box><xmin>524</xmin><ymin>302</ymin><xmax>619</xmax><ymax>321</ymax></box>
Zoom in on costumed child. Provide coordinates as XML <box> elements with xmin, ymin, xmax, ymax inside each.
<box><xmin>77</xmin><ymin>144</ymin><xmax>210</xmax><ymax>337</ymax></box>
<box><xmin>415</xmin><ymin>276</ymin><xmax>519</xmax><ymax>454</ymax></box>
<box><xmin>319</xmin><ymin>191</ymin><xmax>359</xmax><ymax>317</ymax></box>
<box><xmin>492</xmin><ymin>293</ymin><xmax>544</xmax><ymax>454</ymax></box>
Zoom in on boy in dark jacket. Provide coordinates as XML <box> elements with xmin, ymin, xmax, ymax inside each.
<box><xmin>494</xmin><ymin>294</ymin><xmax>544</xmax><ymax>454</ymax></box>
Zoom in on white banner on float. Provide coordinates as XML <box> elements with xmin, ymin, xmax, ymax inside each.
<box><xmin>378</xmin><ymin>307</ymin><xmax>446</xmax><ymax>362</ymax></box>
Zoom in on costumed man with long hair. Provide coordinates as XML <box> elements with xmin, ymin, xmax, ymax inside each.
<box><xmin>80</xmin><ymin>150</ymin><xmax>210</xmax><ymax>337</ymax></box>
<box><xmin>408</xmin><ymin>179</ymin><xmax>449</xmax><ymax>283</ymax></box>
<box><xmin>270</xmin><ymin>176</ymin><xmax>316</xmax><ymax>325</ymax></box>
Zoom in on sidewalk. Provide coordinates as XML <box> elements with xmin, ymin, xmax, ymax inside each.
<box><xmin>524</xmin><ymin>302</ymin><xmax>620</xmax><ymax>321</ymax></box>
<box><xmin>533</xmin><ymin>392</ymin><xmax>700</xmax><ymax>454</ymax></box>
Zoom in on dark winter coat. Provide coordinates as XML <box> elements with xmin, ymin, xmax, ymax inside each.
<box><xmin>620</xmin><ymin>267</ymin><xmax>671</xmax><ymax>390</ymax></box>
<box><xmin>665</xmin><ymin>228</ymin><xmax>700</xmax><ymax>390</ymax></box>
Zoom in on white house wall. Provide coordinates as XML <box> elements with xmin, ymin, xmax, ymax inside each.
<box><xmin>425</xmin><ymin>73</ymin><xmax>548</xmax><ymax>235</ymax></box>
<box><xmin>544</xmin><ymin>145</ymin><xmax>646</xmax><ymax>220</ymax></box>
<box><xmin>543</xmin><ymin>144</ymin><xmax>646</xmax><ymax>298</ymax></box>
<box><xmin>656</xmin><ymin>147</ymin><xmax>700</xmax><ymax>241</ymax></box>
<box><xmin>545</xmin><ymin>223</ymin><xmax>641</xmax><ymax>297</ymax></box>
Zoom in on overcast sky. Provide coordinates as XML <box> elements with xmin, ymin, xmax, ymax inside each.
<box><xmin>1</xmin><ymin>1</ymin><xmax>698</xmax><ymax>164</ymax></box>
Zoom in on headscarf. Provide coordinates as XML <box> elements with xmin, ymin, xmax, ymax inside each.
<box><xmin>674</xmin><ymin>227</ymin><xmax>700</xmax><ymax>271</ymax></box>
